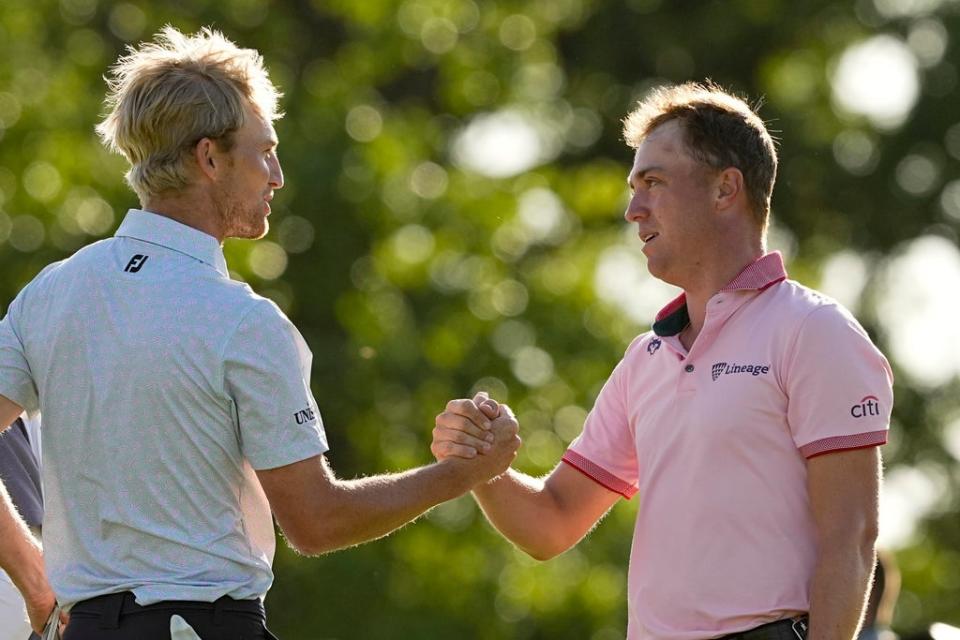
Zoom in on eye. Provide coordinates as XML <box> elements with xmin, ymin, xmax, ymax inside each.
<box><xmin>644</xmin><ymin>177</ymin><xmax>660</xmax><ymax>188</ymax></box>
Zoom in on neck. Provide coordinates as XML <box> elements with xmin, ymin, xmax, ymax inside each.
<box><xmin>679</xmin><ymin>234</ymin><xmax>765</xmax><ymax>347</ymax></box>
<box><xmin>142</xmin><ymin>190</ymin><xmax>224</xmax><ymax>243</ymax></box>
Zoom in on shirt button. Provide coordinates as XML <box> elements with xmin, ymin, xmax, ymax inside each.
<box><xmin>684</xmin><ymin>364</ymin><xmax>695</xmax><ymax>373</ymax></box>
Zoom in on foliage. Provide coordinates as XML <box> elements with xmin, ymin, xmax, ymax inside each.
<box><xmin>0</xmin><ymin>0</ymin><xmax>957</xmax><ymax>637</ymax></box>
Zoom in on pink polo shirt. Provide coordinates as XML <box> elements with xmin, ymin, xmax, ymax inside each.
<box><xmin>562</xmin><ymin>252</ymin><xmax>892</xmax><ymax>640</ymax></box>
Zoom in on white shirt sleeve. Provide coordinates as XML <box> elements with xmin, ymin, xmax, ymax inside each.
<box><xmin>223</xmin><ymin>298</ymin><xmax>328</xmax><ymax>470</ymax></box>
<box><xmin>0</xmin><ymin>290</ymin><xmax>39</xmax><ymax>414</ymax></box>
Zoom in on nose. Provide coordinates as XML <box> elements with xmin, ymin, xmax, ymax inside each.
<box><xmin>270</xmin><ymin>155</ymin><xmax>284</xmax><ymax>190</ymax></box>
<box><xmin>624</xmin><ymin>192</ymin><xmax>648</xmax><ymax>222</ymax></box>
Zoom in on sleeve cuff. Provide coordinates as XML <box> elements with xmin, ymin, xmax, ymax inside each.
<box><xmin>799</xmin><ymin>429</ymin><xmax>888</xmax><ymax>459</ymax></box>
<box><xmin>561</xmin><ymin>450</ymin><xmax>637</xmax><ymax>499</ymax></box>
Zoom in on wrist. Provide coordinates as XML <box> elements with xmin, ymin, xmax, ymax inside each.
<box><xmin>436</xmin><ymin>457</ymin><xmax>486</xmax><ymax>495</ymax></box>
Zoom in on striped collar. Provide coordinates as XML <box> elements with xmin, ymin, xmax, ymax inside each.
<box><xmin>652</xmin><ymin>252</ymin><xmax>787</xmax><ymax>337</ymax></box>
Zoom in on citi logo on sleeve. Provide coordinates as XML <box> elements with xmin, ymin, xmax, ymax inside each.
<box><xmin>850</xmin><ymin>395</ymin><xmax>881</xmax><ymax>418</ymax></box>
<box><xmin>294</xmin><ymin>406</ymin><xmax>316</xmax><ymax>424</ymax></box>
<box><xmin>710</xmin><ymin>362</ymin><xmax>771</xmax><ymax>381</ymax></box>
<box><xmin>123</xmin><ymin>254</ymin><xmax>149</xmax><ymax>273</ymax></box>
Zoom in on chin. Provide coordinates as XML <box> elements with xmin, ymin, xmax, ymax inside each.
<box><xmin>243</xmin><ymin>221</ymin><xmax>269</xmax><ymax>240</ymax></box>
<box><xmin>225</xmin><ymin>209</ymin><xmax>269</xmax><ymax>240</ymax></box>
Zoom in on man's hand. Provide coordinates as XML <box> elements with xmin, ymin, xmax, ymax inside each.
<box><xmin>432</xmin><ymin>392</ymin><xmax>503</xmax><ymax>461</ymax></box>
<box><xmin>439</xmin><ymin>402</ymin><xmax>521</xmax><ymax>487</ymax></box>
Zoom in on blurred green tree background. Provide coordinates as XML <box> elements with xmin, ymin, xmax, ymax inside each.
<box><xmin>1</xmin><ymin>0</ymin><xmax>958</xmax><ymax>637</ymax></box>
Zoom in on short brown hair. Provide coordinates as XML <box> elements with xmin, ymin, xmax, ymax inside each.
<box><xmin>622</xmin><ymin>81</ymin><xmax>777</xmax><ymax>226</ymax></box>
<box><xmin>96</xmin><ymin>26</ymin><xmax>282</xmax><ymax>202</ymax></box>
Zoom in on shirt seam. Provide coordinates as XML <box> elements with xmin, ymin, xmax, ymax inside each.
<box><xmin>561</xmin><ymin>452</ymin><xmax>637</xmax><ymax>499</ymax></box>
<box><xmin>217</xmin><ymin>298</ymin><xmax>267</xmax><ymax>410</ymax></box>
<box><xmin>801</xmin><ymin>429</ymin><xmax>887</xmax><ymax>458</ymax></box>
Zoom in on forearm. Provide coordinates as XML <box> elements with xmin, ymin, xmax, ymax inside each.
<box><xmin>298</xmin><ymin>460</ymin><xmax>476</xmax><ymax>554</ymax></box>
<box><xmin>472</xmin><ymin>469</ymin><xmax>574</xmax><ymax>560</ymax></box>
<box><xmin>808</xmin><ymin>542</ymin><xmax>875</xmax><ymax>640</ymax></box>
<box><xmin>0</xmin><ymin>481</ymin><xmax>46</xmax><ymax>604</ymax></box>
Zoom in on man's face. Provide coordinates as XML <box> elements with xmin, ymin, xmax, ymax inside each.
<box><xmin>623</xmin><ymin>120</ymin><xmax>719</xmax><ymax>288</ymax></box>
<box><xmin>215</xmin><ymin>103</ymin><xmax>283</xmax><ymax>240</ymax></box>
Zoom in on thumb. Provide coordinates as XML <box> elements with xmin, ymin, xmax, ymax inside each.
<box><xmin>473</xmin><ymin>391</ymin><xmax>500</xmax><ymax>419</ymax></box>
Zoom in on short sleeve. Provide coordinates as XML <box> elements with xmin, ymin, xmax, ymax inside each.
<box><xmin>784</xmin><ymin>304</ymin><xmax>893</xmax><ymax>458</ymax></box>
<box><xmin>224</xmin><ymin>299</ymin><xmax>328</xmax><ymax>470</ymax></box>
<box><xmin>562</xmin><ymin>341</ymin><xmax>641</xmax><ymax>499</ymax></box>
<box><xmin>0</xmin><ymin>291</ymin><xmax>39</xmax><ymax>413</ymax></box>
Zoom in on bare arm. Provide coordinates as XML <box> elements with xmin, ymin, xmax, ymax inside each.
<box><xmin>257</xmin><ymin>406</ymin><xmax>520</xmax><ymax>556</ymax></box>
<box><xmin>0</xmin><ymin>394</ymin><xmax>58</xmax><ymax>633</ymax></box>
<box><xmin>807</xmin><ymin>447</ymin><xmax>881</xmax><ymax>640</ymax></box>
<box><xmin>0</xmin><ymin>394</ymin><xmax>21</xmax><ymax>434</ymax></box>
<box><xmin>472</xmin><ymin>463</ymin><xmax>620</xmax><ymax>560</ymax></box>
<box><xmin>433</xmin><ymin>399</ymin><xmax>620</xmax><ymax>560</ymax></box>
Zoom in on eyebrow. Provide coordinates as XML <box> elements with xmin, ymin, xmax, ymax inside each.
<box><xmin>628</xmin><ymin>165</ymin><xmax>665</xmax><ymax>186</ymax></box>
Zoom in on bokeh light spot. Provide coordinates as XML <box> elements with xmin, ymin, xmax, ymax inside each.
<box><xmin>23</xmin><ymin>161</ymin><xmax>62</xmax><ymax>203</ymax></box>
<box><xmin>345</xmin><ymin>105</ymin><xmax>383</xmax><ymax>142</ymax></box>
<box><xmin>248</xmin><ymin>241</ymin><xmax>289</xmax><ymax>280</ymax></box>
<box><xmin>831</xmin><ymin>35</ymin><xmax>919</xmax><ymax>130</ymax></box>
<box><xmin>874</xmin><ymin>235</ymin><xmax>960</xmax><ymax>388</ymax></box>
<box><xmin>499</xmin><ymin>14</ymin><xmax>537</xmax><ymax>51</ymax></box>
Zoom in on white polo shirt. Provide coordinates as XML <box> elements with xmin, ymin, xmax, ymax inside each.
<box><xmin>0</xmin><ymin>209</ymin><xmax>328</xmax><ymax>607</ymax></box>
<box><xmin>563</xmin><ymin>252</ymin><xmax>893</xmax><ymax>640</ymax></box>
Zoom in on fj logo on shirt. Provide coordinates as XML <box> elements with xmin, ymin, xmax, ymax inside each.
<box><xmin>124</xmin><ymin>254</ymin><xmax>149</xmax><ymax>273</ymax></box>
<box><xmin>294</xmin><ymin>406</ymin><xmax>316</xmax><ymax>424</ymax></box>
<box><xmin>850</xmin><ymin>395</ymin><xmax>881</xmax><ymax>418</ymax></box>
<box><xmin>647</xmin><ymin>338</ymin><xmax>661</xmax><ymax>355</ymax></box>
<box><xmin>710</xmin><ymin>362</ymin><xmax>771</xmax><ymax>381</ymax></box>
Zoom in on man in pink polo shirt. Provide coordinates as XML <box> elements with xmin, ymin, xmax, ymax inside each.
<box><xmin>432</xmin><ymin>82</ymin><xmax>893</xmax><ymax>640</ymax></box>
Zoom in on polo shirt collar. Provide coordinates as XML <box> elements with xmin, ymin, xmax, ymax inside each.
<box><xmin>652</xmin><ymin>252</ymin><xmax>787</xmax><ymax>337</ymax></box>
<box><xmin>115</xmin><ymin>209</ymin><xmax>229</xmax><ymax>277</ymax></box>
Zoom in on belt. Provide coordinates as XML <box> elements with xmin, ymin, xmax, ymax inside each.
<box><xmin>716</xmin><ymin>616</ymin><xmax>809</xmax><ymax>640</ymax></box>
<box><xmin>71</xmin><ymin>591</ymin><xmax>265</xmax><ymax>630</ymax></box>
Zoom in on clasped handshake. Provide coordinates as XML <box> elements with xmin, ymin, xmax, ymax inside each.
<box><xmin>431</xmin><ymin>391</ymin><xmax>522</xmax><ymax>486</ymax></box>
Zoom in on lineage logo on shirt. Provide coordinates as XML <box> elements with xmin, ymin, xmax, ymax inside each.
<box><xmin>710</xmin><ymin>362</ymin><xmax>771</xmax><ymax>381</ymax></box>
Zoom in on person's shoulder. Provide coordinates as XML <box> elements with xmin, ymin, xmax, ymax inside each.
<box><xmin>765</xmin><ymin>278</ymin><xmax>857</xmax><ymax>324</ymax></box>
<box><xmin>19</xmin><ymin>237</ymin><xmax>114</xmax><ymax>291</ymax></box>
<box><xmin>231</xmin><ymin>288</ymin><xmax>295</xmax><ymax>330</ymax></box>
<box><xmin>622</xmin><ymin>329</ymin><xmax>661</xmax><ymax>360</ymax></box>
<box><xmin>767</xmin><ymin>279</ymin><xmax>870</xmax><ymax>341</ymax></box>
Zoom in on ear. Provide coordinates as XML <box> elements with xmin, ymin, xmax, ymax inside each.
<box><xmin>714</xmin><ymin>167</ymin><xmax>744</xmax><ymax>212</ymax></box>
<box><xmin>193</xmin><ymin>138</ymin><xmax>220</xmax><ymax>181</ymax></box>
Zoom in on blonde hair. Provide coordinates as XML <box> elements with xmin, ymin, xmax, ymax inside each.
<box><xmin>96</xmin><ymin>26</ymin><xmax>282</xmax><ymax>202</ymax></box>
<box><xmin>622</xmin><ymin>81</ymin><xmax>777</xmax><ymax>226</ymax></box>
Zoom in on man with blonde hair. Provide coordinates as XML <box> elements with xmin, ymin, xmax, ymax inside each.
<box><xmin>0</xmin><ymin>26</ymin><xmax>517</xmax><ymax>638</ymax></box>
<box><xmin>434</xmin><ymin>82</ymin><xmax>892</xmax><ymax>640</ymax></box>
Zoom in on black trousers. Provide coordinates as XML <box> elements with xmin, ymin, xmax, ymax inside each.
<box><xmin>62</xmin><ymin>592</ymin><xmax>279</xmax><ymax>640</ymax></box>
